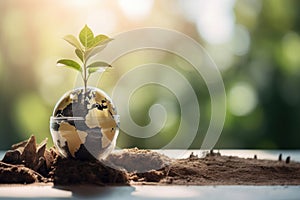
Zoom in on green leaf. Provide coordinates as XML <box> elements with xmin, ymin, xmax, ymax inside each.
<box><xmin>85</xmin><ymin>45</ymin><xmax>107</xmax><ymax>61</ymax></box>
<box><xmin>57</xmin><ymin>59</ymin><xmax>82</xmax><ymax>72</ymax></box>
<box><xmin>87</xmin><ymin>61</ymin><xmax>111</xmax><ymax>68</ymax></box>
<box><xmin>75</xmin><ymin>49</ymin><xmax>83</xmax><ymax>62</ymax></box>
<box><xmin>79</xmin><ymin>25</ymin><xmax>94</xmax><ymax>48</ymax></box>
<box><xmin>87</xmin><ymin>61</ymin><xmax>111</xmax><ymax>75</ymax></box>
<box><xmin>92</xmin><ymin>34</ymin><xmax>113</xmax><ymax>47</ymax></box>
<box><xmin>88</xmin><ymin>67</ymin><xmax>107</xmax><ymax>74</ymax></box>
<box><xmin>63</xmin><ymin>35</ymin><xmax>82</xmax><ymax>50</ymax></box>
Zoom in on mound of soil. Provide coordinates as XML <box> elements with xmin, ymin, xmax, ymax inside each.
<box><xmin>52</xmin><ymin>156</ymin><xmax>128</xmax><ymax>185</ymax></box>
<box><xmin>1</xmin><ymin>136</ymin><xmax>300</xmax><ymax>185</ymax></box>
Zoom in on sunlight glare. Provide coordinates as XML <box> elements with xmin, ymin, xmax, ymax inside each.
<box><xmin>118</xmin><ymin>0</ymin><xmax>154</xmax><ymax>20</ymax></box>
<box><xmin>197</xmin><ymin>0</ymin><xmax>235</xmax><ymax>44</ymax></box>
<box><xmin>87</xmin><ymin>10</ymin><xmax>117</xmax><ymax>34</ymax></box>
<box><xmin>181</xmin><ymin>0</ymin><xmax>236</xmax><ymax>44</ymax></box>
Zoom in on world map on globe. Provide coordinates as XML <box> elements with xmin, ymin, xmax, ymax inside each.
<box><xmin>50</xmin><ymin>87</ymin><xmax>119</xmax><ymax>160</ymax></box>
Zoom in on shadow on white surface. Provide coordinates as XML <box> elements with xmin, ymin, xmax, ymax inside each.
<box><xmin>53</xmin><ymin>185</ymin><xmax>135</xmax><ymax>199</ymax></box>
<box><xmin>0</xmin><ymin>185</ymin><xmax>300</xmax><ymax>200</ymax></box>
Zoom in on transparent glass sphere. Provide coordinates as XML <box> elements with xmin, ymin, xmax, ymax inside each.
<box><xmin>50</xmin><ymin>87</ymin><xmax>119</xmax><ymax>160</ymax></box>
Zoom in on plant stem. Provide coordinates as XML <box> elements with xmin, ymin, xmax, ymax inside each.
<box><xmin>83</xmin><ymin>55</ymin><xmax>87</xmax><ymax>95</ymax></box>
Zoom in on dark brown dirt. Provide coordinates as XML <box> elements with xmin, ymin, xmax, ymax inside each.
<box><xmin>0</xmin><ymin>162</ymin><xmax>44</xmax><ymax>184</ymax></box>
<box><xmin>1</xmin><ymin>137</ymin><xmax>300</xmax><ymax>185</ymax></box>
<box><xmin>135</xmin><ymin>153</ymin><xmax>300</xmax><ymax>185</ymax></box>
<box><xmin>51</xmin><ymin>156</ymin><xmax>128</xmax><ymax>186</ymax></box>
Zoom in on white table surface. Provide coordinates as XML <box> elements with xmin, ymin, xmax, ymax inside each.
<box><xmin>0</xmin><ymin>150</ymin><xmax>300</xmax><ymax>200</ymax></box>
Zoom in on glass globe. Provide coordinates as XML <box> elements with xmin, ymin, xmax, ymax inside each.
<box><xmin>50</xmin><ymin>87</ymin><xmax>119</xmax><ymax>160</ymax></box>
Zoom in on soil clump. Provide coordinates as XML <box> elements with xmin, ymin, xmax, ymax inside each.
<box><xmin>1</xmin><ymin>137</ymin><xmax>300</xmax><ymax>185</ymax></box>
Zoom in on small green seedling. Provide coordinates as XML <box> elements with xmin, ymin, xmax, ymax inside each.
<box><xmin>57</xmin><ymin>25</ymin><xmax>113</xmax><ymax>93</ymax></box>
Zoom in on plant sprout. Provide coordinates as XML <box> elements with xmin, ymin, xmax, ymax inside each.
<box><xmin>57</xmin><ymin>25</ymin><xmax>113</xmax><ymax>94</ymax></box>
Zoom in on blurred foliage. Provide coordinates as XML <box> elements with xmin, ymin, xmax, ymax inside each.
<box><xmin>0</xmin><ymin>0</ymin><xmax>300</xmax><ymax>149</ymax></box>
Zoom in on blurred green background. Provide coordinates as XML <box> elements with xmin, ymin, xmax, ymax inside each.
<box><xmin>0</xmin><ymin>0</ymin><xmax>300</xmax><ymax>150</ymax></box>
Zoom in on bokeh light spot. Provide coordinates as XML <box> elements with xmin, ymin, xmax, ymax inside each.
<box><xmin>228</xmin><ymin>82</ymin><xmax>258</xmax><ymax>116</ymax></box>
<box><xmin>195</xmin><ymin>0</ymin><xmax>236</xmax><ymax>44</ymax></box>
<box><xmin>230</xmin><ymin>24</ymin><xmax>251</xmax><ymax>56</ymax></box>
<box><xmin>206</xmin><ymin>44</ymin><xmax>235</xmax><ymax>71</ymax></box>
<box><xmin>280</xmin><ymin>32</ymin><xmax>300</xmax><ymax>74</ymax></box>
<box><xmin>87</xmin><ymin>10</ymin><xmax>117</xmax><ymax>34</ymax></box>
<box><xmin>118</xmin><ymin>0</ymin><xmax>154</xmax><ymax>20</ymax></box>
